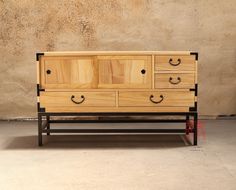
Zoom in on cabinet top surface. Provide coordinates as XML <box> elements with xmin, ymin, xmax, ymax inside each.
<box><xmin>39</xmin><ymin>51</ymin><xmax>197</xmax><ymax>56</ymax></box>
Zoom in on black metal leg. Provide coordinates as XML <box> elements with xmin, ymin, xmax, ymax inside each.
<box><xmin>193</xmin><ymin>113</ymin><xmax>198</xmax><ymax>145</ymax></box>
<box><xmin>46</xmin><ymin>115</ymin><xmax>50</xmax><ymax>136</ymax></box>
<box><xmin>185</xmin><ymin>115</ymin><xmax>190</xmax><ymax>134</ymax></box>
<box><xmin>38</xmin><ymin>114</ymin><xmax>43</xmax><ymax>146</ymax></box>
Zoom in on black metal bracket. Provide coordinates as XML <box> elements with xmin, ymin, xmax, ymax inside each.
<box><xmin>36</xmin><ymin>53</ymin><xmax>44</xmax><ymax>61</ymax></box>
<box><xmin>189</xmin><ymin>102</ymin><xmax>197</xmax><ymax>111</ymax></box>
<box><xmin>37</xmin><ymin>102</ymin><xmax>45</xmax><ymax>112</ymax></box>
<box><xmin>37</xmin><ymin>84</ymin><xmax>45</xmax><ymax>96</ymax></box>
<box><xmin>190</xmin><ymin>52</ymin><xmax>198</xmax><ymax>61</ymax></box>
<box><xmin>190</xmin><ymin>84</ymin><xmax>198</xmax><ymax>96</ymax></box>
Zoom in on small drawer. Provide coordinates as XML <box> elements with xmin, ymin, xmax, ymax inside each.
<box><xmin>155</xmin><ymin>73</ymin><xmax>195</xmax><ymax>88</ymax></box>
<box><xmin>40</xmin><ymin>91</ymin><xmax>116</xmax><ymax>107</ymax></box>
<box><xmin>155</xmin><ymin>55</ymin><xmax>195</xmax><ymax>71</ymax></box>
<box><xmin>119</xmin><ymin>91</ymin><xmax>194</xmax><ymax>107</ymax></box>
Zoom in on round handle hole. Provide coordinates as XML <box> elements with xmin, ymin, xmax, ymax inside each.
<box><xmin>46</xmin><ymin>70</ymin><xmax>51</xmax><ymax>74</ymax></box>
<box><xmin>141</xmin><ymin>69</ymin><xmax>146</xmax><ymax>74</ymax></box>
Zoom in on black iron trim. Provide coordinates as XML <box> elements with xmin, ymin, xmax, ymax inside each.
<box><xmin>36</xmin><ymin>53</ymin><xmax>44</xmax><ymax>61</ymax></box>
<box><xmin>189</xmin><ymin>102</ymin><xmax>197</xmax><ymax>111</ymax></box>
<box><xmin>37</xmin><ymin>84</ymin><xmax>45</xmax><ymax>96</ymax></box>
<box><xmin>37</xmin><ymin>102</ymin><xmax>45</xmax><ymax>112</ymax></box>
<box><xmin>190</xmin><ymin>52</ymin><xmax>198</xmax><ymax>61</ymax></box>
<box><xmin>189</xmin><ymin>84</ymin><xmax>198</xmax><ymax>96</ymax></box>
<box><xmin>42</xmin><ymin>128</ymin><xmax>187</xmax><ymax>134</ymax></box>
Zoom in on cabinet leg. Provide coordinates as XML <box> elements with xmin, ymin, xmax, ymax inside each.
<box><xmin>38</xmin><ymin>114</ymin><xmax>43</xmax><ymax>146</ymax></box>
<box><xmin>193</xmin><ymin>113</ymin><xmax>198</xmax><ymax>146</ymax></box>
<box><xmin>186</xmin><ymin>115</ymin><xmax>190</xmax><ymax>134</ymax></box>
<box><xmin>46</xmin><ymin>115</ymin><xmax>50</xmax><ymax>136</ymax></box>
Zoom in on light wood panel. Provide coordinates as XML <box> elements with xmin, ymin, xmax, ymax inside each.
<box><xmin>40</xmin><ymin>92</ymin><xmax>116</xmax><ymax>107</ymax></box>
<box><xmin>43</xmin><ymin>51</ymin><xmax>192</xmax><ymax>56</ymax></box>
<box><xmin>97</xmin><ymin>56</ymin><xmax>151</xmax><ymax>88</ymax></box>
<box><xmin>41</xmin><ymin>56</ymin><xmax>97</xmax><ymax>89</ymax></box>
<box><xmin>44</xmin><ymin>106</ymin><xmax>190</xmax><ymax>113</ymax></box>
<box><xmin>154</xmin><ymin>73</ymin><xmax>195</xmax><ymax>88</ymax></box>
<box><xmin>119</xmin><ymin>91</ymin><xmax>194</xmax><ymax>107</ymax></box>
<box><xmin>155</xmin><ymin>55</ymin><xmax>195</xmax><ymax>71</ymax></box>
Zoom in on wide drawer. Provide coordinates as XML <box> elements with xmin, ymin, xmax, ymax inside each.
<box><xmin>155</xmin><ymin>73</ymin><xmax>195</xmax><ymax>88</ymax></box>
<box><xmin>155</xmin><ymin>55</ymin><xmax>195</xmax><ymax>71</ymax></box>
<box><xmin>40</xmin><ymin>91</ymin><xmax>116</xmax><ymax>107</ymax></box>
<box><xmin>119</xmin><ymin>91</ymin><xmax>194</xmax><ymax>107</ymax></box>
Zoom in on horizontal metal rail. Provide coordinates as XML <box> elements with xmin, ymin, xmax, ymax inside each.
<box><xmin>42</xmin><ymin>128</ymin><xmax>187</xmax><ymax>134</ymax></box>
<box><xmin>49</xmin><ymin>119</ymin><xmax>187</xmax><ymax>123</ymax></box>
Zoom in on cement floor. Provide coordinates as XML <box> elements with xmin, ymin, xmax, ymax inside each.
<box><xmin>0</xmin><ymin>120</ymin><xmax>235</xmax><ymax>190</ymax></box>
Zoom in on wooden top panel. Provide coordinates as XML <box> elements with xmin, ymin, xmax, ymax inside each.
<box><xmin>41</xmin><ymin>51</ymin><xmax>195</xmax><ymax>56</ymax></box>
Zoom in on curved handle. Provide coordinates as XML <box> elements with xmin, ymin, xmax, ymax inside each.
<box><xmin>149</xmin><ymin>95</ymin><xmax>164</xmax><ymax>104</ymax></box>
<box><xmin>169</xmin><ymin>58</ymin><xmax>181</xmax><ymax>66</ymax></box>
<box><xmin>169</xmin><ymin>77</ymin><xmax>181</xmax><ymax>85</ymax></box>
<box><xmin>71</xmin><ymin>95</ymin><xmax>85</xmax><ymax>104</ymax></box>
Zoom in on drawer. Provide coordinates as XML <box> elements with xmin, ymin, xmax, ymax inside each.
<box><xmin>119</xmin><ymin>91</ymin><xmax>194</xmax><ymax>107</ymax></box>
<box><xmin>155</xmin><ymin>55</ymin><xmax>195</xmax><ymax>71</ymax></box>
<box><xmin>155</xmin><ymin>73</ymin><xmax>195</xmax><ymax>88</ymax></box>
<box><xmin>40</xmin><ymin>91</ymin><xmax>116</xmax><ymax>107</ymax></box>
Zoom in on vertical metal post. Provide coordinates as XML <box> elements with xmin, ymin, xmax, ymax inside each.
<box><xmin>38</xmin><ymin>114</ymin><xmax>43</xmax><ymax>146</ymax></box>
<box><xmin>193</xmin><ymin>113</ymin><xmax>198</xmax><ymax>145</ymax></box>
<box><xmin>185</xmin><ymin>114</ymin><xmax>190</xmax><ymax>135</ymax></box>
<box><xmin>46</xmin><ymin>115</ymin><xmax>50</xmax><ymax>136</ymax></box>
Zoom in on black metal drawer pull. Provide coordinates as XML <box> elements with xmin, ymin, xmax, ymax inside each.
<box><xmin>169</xmin><ymin>77</ymin><xmax>181</xmax><ymax>85</ymax></box>
<box><xmin>169</xmin><ymin>58</ymin><xmax>181</xmax><ymax>66</ymax></box>
<box><xmin>149</xmin><ymin>95</ymin><xmax>164</xmax><ymax>104</ymax></box>
<box><xmin>71</xmin><ymin>95</ymin><xmax>85</xmax><ymax>104</ymax></box>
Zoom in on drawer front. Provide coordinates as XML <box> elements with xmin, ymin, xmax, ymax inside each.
<box><xmin>40</xmin><ymin>92</ymin><xmax>116</xmax><ymax>107</ymax></box>
<box><xmin>119</xmin><ymin>91</ymin><xmax>194</xmax><ymax>107</ymax></box>
<box><xmin>155</xmin><ymin>55</ymin><xmax>195</xmax><ymax>71</ymax></box>
<box><xmin>155</xmin><ymin>73</ymin><xmax>195</xmax><ymax>88</ymax></box>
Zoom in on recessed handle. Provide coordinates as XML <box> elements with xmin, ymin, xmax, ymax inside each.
<box><xmin>71</xmin><ymin>95</ymin><xmax>85</xmax><ymax>104</ymax></box>
<box><xmin>141</xmin><ymin>69</ymin><xmax>146</xmax><ymax>74</ymax></box>
<box><xmin>149</xmin><ymin>95</ymin><xmax>164</xmax><ymax>104</ymax></box>
<box><xmin>169</xmin><ymin>58</ymin><xmax>181</xmax><ymax>66</ymax></box>
<box><xmin>46</xmin><ymin>70</ymin><xmax>51</xmax><ymax>74</ymax></box>
<box><xmin>169</xmin><ymin>77</ymin><xmax>181</xmax><ymax>85</ymax></box>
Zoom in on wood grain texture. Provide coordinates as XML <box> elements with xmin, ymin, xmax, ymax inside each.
<box><xmin>119</xmin><ymin>91</ymin><xmax>195</xmax><ymax>107</ymax></box>
<box><xmin>154</xmin><ymin>73</ymin><xmax>195</xmax><ymax>88</ymax></box>
<box><xmin>40</xmin><ymin>91</ymin><xmax>116</xmax><ymax>107</ymax></box>
<box><xmin>41</xmin><ymin>56</ymin><xmax>97</xmax><ymax>89</ymax></box>
<box><xmin>44</xmin><ymin>106</ymin><xmax>189</xmax><ymax>113</ymax></box>
<box><xmin>98</xmin><ymin>56</ymin><xmax>151</xmax><ymax>88</ymax></box>
<box><xmin>155</xmin><ymin>55</ymin><xmax>195</xmax><ymax>71</ymax></box>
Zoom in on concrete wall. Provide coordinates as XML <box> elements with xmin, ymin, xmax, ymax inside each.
<box><xmin>0</xmin><ymin>0</ymin><xmax>235</xmax><ymax>119</ymax></box>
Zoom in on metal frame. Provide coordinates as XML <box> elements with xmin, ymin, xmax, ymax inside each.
<box><xmin>38</xmin><ymin>112</ymin><xmax>198</xmax><ymax>146</ymax></box>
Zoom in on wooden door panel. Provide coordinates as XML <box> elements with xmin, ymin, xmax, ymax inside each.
<box><xmin>97</xmin><ymin>56</ymin><xmax>151</xmax><ymax>88</ymax></box>
<box><xmin>41</xmin><ymin>57</ymin><xmax>97</xmax><ymax>89</ymax></box>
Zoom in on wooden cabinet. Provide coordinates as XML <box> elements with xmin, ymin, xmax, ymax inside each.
<box><xmin>37</xmin><ymin>51</ymin><xmax>197</xmax><ymax>113</ymax></box>
<box><xmin>36</xmin><ymin>51</ymin><xmax>198</xmax><ymax>146</ymax></box>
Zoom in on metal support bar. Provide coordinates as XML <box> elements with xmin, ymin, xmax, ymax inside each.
<box><xmin>46</xmin><ymin>116</ymin><xmax>50</xmax><ymax>136</ymax></box>
<box><xmin>49</xmin><ymin>119</ymin><xmax>187</xmax><ymax>123</ymax></box>
<box><xmin>37</xmin><ymin>112</ymin><xmax>198</xmax><ymax>146</ymax></box>
<box><xmin>38</xmin><ymin>114</ymin><xmax>42</xmax><ymax>146</ymax></box>
<box><xmin>194</xmin><ymin>113</ymin><xmax>198</xmax><ymax>145</ymax></box>
<box><xmin>42</xmin><ymin>128</ymin><xmax>187</xmax><ymax>134</ymax></box>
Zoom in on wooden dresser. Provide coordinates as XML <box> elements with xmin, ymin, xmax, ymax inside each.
<box><xmin>36</xmin><ymin>51</ymin><xmax>198</xmax><ymax>146</ymax></box>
